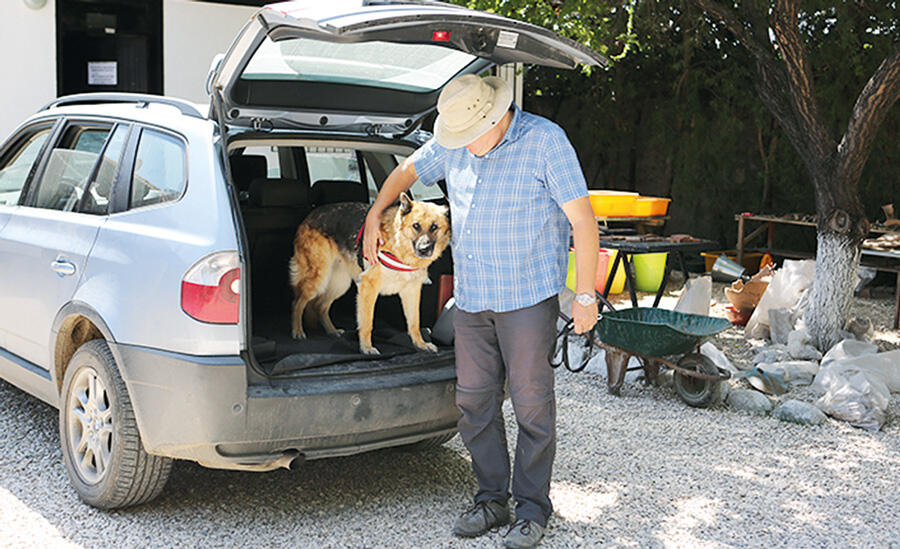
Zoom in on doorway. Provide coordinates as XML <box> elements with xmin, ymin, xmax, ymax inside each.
<box><xmin>56</xmin><ymin>0</ymin><xmax>163</xmax><ymax>96</ymax></box>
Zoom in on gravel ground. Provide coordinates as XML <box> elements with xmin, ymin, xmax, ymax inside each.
<box><xmin>0</xmin><ymin>280</ymin><xmax>899</xmax><ymax>548</ymax></box>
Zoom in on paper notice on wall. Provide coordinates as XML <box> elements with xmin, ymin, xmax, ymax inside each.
<box><xmin>88</xmin><ymin>62</ymin><xmax>117</xmax><ymax>86</ymax></box>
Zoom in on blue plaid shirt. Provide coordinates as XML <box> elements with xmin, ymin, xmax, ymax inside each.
<box><xmin>411</xmin><ymin>105</ymin><xmax>588</xmax><ymax>313</ymax></box>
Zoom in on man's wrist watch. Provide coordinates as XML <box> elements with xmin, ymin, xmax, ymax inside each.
<box><xmin>574</xmin><ymin>293</ymin><xmax>597</xmax><ymax>306</ymax></box>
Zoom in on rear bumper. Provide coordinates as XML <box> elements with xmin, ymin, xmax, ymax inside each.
<box><xmin>110</xmin><ymin>343</ymin><xmax>459</xmax><ymax>471</ymax></box>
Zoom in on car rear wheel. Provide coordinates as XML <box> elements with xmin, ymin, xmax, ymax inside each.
<box><xmin>59</xmin><ymin>340</ymin><xmax>172</xmax><ymax>508</ymax></box>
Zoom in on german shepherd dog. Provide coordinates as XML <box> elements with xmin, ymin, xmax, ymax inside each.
<box><xmin>289</xmin><ymin>194</ymin><xmax>450</xmax><ymax>355</ymax></box>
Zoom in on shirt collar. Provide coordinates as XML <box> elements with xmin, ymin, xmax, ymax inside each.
<box><xmin>500</xmin><ymin>104</ymin><xmax>525</xmax><ymax>146</ymax></box>
<box><xmin>466</xmin><ymin>104</ymin><xmax>524</xmax><ymax>158</ymax></box>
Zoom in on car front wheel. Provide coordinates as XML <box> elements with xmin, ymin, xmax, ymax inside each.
<box><xmin>59</xmin><ymin>340</ymin><xmax>172</xmax><ymax>508</ymax></box>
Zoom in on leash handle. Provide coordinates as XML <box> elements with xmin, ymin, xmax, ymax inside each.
<box><xmin>550</xmin><ymin>312</ymin><xmax>600</xmax><ymax>373</ymax></box>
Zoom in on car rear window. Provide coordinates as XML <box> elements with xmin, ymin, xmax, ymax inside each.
<box><xmin>241</xmin><ymin>36</ymin><xmax>476</xmax><ymax>93</ymax></box>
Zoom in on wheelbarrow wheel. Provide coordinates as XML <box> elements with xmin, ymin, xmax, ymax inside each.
<box><xmin>674</xmin><ymin>354</ymin><xmax>726</xmax><ymax>408</ymax></box>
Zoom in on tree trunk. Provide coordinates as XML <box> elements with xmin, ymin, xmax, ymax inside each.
<box><xmin>805</xmin><ymin>231</ymin><xmax>861</xmax><ymax>351</ymax></box>
<box><xmin>804</xmin><ymin>167</ymin><xmax>868</xmax><ymax>350</ymax></box>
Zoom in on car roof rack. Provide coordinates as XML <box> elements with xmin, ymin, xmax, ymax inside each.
<box><xmin>41</xmin><ymin>93</ymin><xmax>204</xmax><ymax>119</ymax></box>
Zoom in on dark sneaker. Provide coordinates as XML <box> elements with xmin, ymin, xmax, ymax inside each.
<box><xmin>452</xmin><ymin>500</ymin><xmax>510</xmax><ymax>538</ymax></box>
<box><xmin>503</xmin><ymin>519</ymin><xmax>545</xmax><ymax>548</ymax></box>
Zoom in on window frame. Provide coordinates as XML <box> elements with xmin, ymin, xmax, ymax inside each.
<box><xmin>0</xmin><ymin>118</ymin><xmax>63</xmax><ymax>207</ymax></box>
<box><xmin>77</xmin><ymin>122</ymin><xmax>132</xmax><ymax>216</ymax></box>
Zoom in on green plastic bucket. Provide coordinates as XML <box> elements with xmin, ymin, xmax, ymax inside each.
<box><xmin>633</xmin><ymin>252</ymin><xmax>668</xmax><ymax>292</ymax></box>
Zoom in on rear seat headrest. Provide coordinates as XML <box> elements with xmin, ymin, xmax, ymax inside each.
<box><xmin>248</xmin><ymin>178</ymin><xmax>307</xmax><ymax>208</ymax></box>
<box><xmin>230</xmin><ymin>155</ymin><xmax>268</xmax><ymax>191</ymax></box>
<box><xmin>309</xmin><ymin>179</ymin><xmax>368</xmax><ymax>206</ymax></box>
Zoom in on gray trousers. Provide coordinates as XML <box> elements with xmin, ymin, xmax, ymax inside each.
<box><xmin>453</xmin><ymin>295</ymin><xmax>558</xmax><ymax>527</ymax></box>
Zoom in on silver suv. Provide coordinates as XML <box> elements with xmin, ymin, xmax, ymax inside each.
<box><xmin>0</xmin><ymin>1</ymin><xmax>603</xmax><ymax>508</ymax></box>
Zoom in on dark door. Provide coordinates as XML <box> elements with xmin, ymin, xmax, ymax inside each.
<box><xmin>56</xmin><ymin>0</ymin><xmax>163</xmax><ymax>96</ymax></box>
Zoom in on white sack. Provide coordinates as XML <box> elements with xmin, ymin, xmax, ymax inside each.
<box><xmin>674</xmin><ymin>276</ymin><xmax>712</xmax><ymax>316</ymax></box>
<box><xmin>745</xmin><ymin>259</ymin><xmax>816</xmax><ymax>340</ymax></box>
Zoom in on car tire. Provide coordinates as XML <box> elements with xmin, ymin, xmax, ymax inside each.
<box><xmin>59</xmin><ymin>340</ymin><xmax>173</xmax><ymax>509</ymax></box>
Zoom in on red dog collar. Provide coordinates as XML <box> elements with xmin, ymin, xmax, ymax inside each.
<box><xmin>356</xmin><ymin>225</ymin><xmax>420</xmax><ymax>272</ymax></box>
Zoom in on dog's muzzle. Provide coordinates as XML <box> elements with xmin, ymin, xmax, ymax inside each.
<box><xmin>414</xmin><ymin>236</ymin><xmax>435</xmax><ymax>258</ymax></box>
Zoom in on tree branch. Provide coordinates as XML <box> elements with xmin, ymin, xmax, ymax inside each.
<box><xmin>838</xmin><ymin>45</ymin><xmax>900</xmax><ymax>184</ymax></box>
<box><xmin>770</xmin><ymin>0</ymin><xmax>835</xmax><ymax>161</ymax></box>
<box><xmin>690</xmin><ymin>2</ymin><xmax>805</xmax><ymax>155</ymax></box>
<box><xmin>692</xmin><ymin>0</ymin><xmax>772</xmax><ymax>62</ymax></box>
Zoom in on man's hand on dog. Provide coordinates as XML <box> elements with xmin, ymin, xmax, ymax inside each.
<box><xmin>362</xmin><ymin>212</ymin><xmax>384</xmax><ymax>266</ymax></box>
<box><xmin>571</xmin><ymin>301</ymin><xmax>598</xmax><ymax>334</ymax></box>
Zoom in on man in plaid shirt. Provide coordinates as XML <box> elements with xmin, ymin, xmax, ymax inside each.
<box><xmin>363</xmin><ymin>74</ymin><xmax>598</xmax><ymax>549</ymax></box>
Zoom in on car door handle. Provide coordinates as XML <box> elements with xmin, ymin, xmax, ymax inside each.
<box><xmin>51</xmin><ymin>258</ymin><xmax>77</xmax><ymax>277</ymax></box>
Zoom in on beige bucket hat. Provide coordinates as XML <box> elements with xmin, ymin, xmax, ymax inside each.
<box><xmin>434</xmin><ymin>74</ymin><xmax>513</xmax><ymax>149</ymax></box>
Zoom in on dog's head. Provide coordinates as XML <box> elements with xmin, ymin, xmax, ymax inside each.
<box><xmin>396</xmin><ymin>193</ymin><xmax>451</xmax><ymax>260</ymax></box>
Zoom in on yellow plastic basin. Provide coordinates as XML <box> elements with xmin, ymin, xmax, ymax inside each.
<box><xmin>633</xmin><ymin>197</ymin><xmax>671</xmax><ymax>217</ymax></box>
<box><xmin>589</xmin><ymin>190</ymin><xmax>638</xmax><ymax>217</ymax></box>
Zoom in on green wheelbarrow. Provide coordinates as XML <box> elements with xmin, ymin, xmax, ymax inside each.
<box><xmin>552</xmin><ymin>307</ymin><xmax>733</xmax><ymax>408</ymax></box>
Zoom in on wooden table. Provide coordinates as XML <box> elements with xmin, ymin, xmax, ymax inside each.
<box><xmin>734</xmin><ymin>213</ymin><xmax>900</xmax><ymax>329</ymax></box>
<box><xmin>597</xmin><ymin>238</ymin><xmax>718</xmax><ymax>310</ymax></box>
<box><xmin>596</xmin><ymin>216</ymin><xmax>668</xmax><ymax>235</ymax></box>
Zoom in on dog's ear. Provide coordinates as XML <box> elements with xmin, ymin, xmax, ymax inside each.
<box><xmin>440</xmin><ymin>204</ymin><xmax>450</xmax><ymax>221</ymax></box>
<box><xmin>399</xmin><ymin>192</ymin><xmax>413</xmax><ymax>216</ymax></box>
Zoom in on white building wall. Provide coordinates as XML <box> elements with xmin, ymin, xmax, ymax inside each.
<box><xmin>162</xmin><ymin>0</ymin><xmax>257</xmax><ymax>105</ymax></box>
<box><xmin>0</xmin><ymin>1</ymin><xmax>257</xmax><ymax>140</ymax></box>
<box><xmin>0</xmin><ymin>1</ymin><xmax>57</xmax><ymax>140</ymax></box>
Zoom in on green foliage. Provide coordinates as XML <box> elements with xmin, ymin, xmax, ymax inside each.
<box><xmin>446</xmin><ymin>0</ymin><xmax>624</xmax><ymax>58</ymax></box>
<box><xmin>442</xmin><ymin>0</ymin><xmax>899</xmax><ymax>249</ymax></box>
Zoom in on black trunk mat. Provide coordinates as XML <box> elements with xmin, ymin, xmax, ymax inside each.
<box><xmin>251</xmin><ymin>309</ymin><xmax>446</xmax><ymax>374</ymax></box>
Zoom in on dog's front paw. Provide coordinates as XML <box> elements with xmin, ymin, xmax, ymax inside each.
<box><xmin>360</xmin><ymin>344</ymin><xmax>381</xmax><ymax>355</ymax></box>
<box><xmin>415</xmin><ymin>341</ymin><xmax>438</xmax><ymax>353</ymax></box>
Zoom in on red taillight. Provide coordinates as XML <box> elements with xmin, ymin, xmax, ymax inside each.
<box><xmin>432</xmin><ymin>30</ymin><xmax>451</xmax><ymax>42</ymax></box>
<box><xmin>181</xmin><ymin>252</ymin><xmax>240</xmax><ymax>324</ymax></box>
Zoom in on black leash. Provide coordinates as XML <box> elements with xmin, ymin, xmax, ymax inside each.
<box><xmin>549</xmin><ymin>291</ymin><xmax>616</xmax><ymax>373</ymax></box>
<box><xmin>549</xmin><ymin>313</ymin><xmax>601</xmax><ymax>373</ymax></box>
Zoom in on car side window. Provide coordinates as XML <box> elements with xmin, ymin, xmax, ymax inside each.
<box><xmin>0</xmin><ymin>125</ymin><xmax>53</xmax><ymax>206</ymax></box>
<box><xmin>31</xmin><ymin>123</ymin><xmax>112</xmax><ymax>212</ymax></box>
<box><xmin>80</xmin><ymin>125</ymin><xmax>129</xmax><ymax>215</ymax></box>
<box><xmin>130</xmin><ymin>129</ymin><xmax>186</xmax><ymax>209</ymax></box>
<box><xmin>393</xmin><ymin>153</ymin><xmax>445</xmax><ymax>201</ymax></box>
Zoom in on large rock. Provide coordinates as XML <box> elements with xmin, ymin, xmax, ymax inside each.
<box><xmin>753</xmin><ymin>344</ymin><xmax>790</xmax><ymax>365</ymax></box>
<box><xmin>846</xmin><ymin>317</ymin><xmax>874</xmax><ymax>340</ymax></box>
<box><xmin>758</xmin><ymin>360</ymin><xmax>820</xmax><ymax>387</ymax></box>
<box><xmin>787</xmin><ymin>329</ymin><xmax>823</xmax><ymax>361</ymax></box>
<box><xmin>727</xmin><ymin>389</ymin><xmax>775</xmax><ymax>415</ymax></box>
<box><xmin>772</xmin><ymin>399</ymin><xmax>827</xmax><ymax>426</ymax></box>
<box><xmin>768</xmin><ymin>308</ymin><xmax>794</xmax><ymax>345</ymax></box>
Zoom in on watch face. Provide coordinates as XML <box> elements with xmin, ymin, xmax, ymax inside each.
<box><xmin>576</xmin><ymin>294</ymin><xmax>595</xmax><ymax>306</ymax></box>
